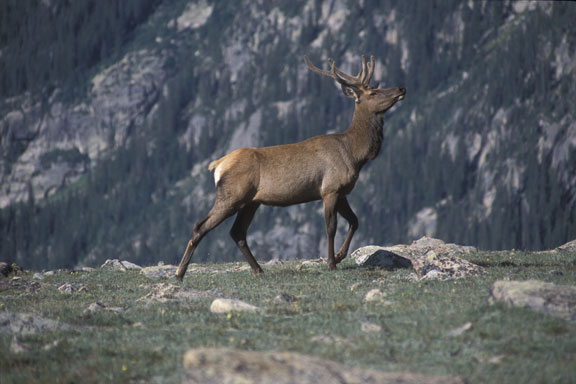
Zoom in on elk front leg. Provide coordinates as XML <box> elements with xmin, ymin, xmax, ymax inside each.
<box><xmin>323</xmin><ymin>193</ymin><xmax>339</xmax><ymax>270</ymax></box>
<box><xmin>334</xmin><ymin>196</ymin><xmax>358</xmax><ymax>264</ymax></box>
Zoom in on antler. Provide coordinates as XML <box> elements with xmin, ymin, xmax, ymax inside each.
<box><xmin>304</xmin><ymin>55</ymin><xmax>376</xmax><ymax>89</ymax></box>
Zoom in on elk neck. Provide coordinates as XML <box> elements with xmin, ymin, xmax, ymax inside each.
<box><xmin>343</xmin><ymin>107</ymin><xmax>385</xmax><ymax>169</ymax></box>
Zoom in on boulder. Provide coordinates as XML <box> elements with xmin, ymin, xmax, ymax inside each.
<box><xmin>490</xmin><ymin>280</ymin><xmax>576</xmax><ymax>321</ymax></box>
<box><xmin>209</xmin><ymin>298</ymin><xmax>260</xmax><ymax>314</ymax></box>
<box><xmin>182</xmin><ymin>348</ymin><xmax>465</xmax><ymax>384</ymax></box>
<box><xmin>352</xmin><ymin>237</ymin><xmax>482</xmax><ymax>280</ymax></box>
<box><xmin>351</xmin><ymin>246</ymin><xmax>413</xmax><ymax>269</ymax></box>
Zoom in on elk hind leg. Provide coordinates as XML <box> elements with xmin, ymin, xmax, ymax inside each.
<box><xmin>175</xmin><ymin>202</ymin><xmax>237</xmax><ymax>281</ymax></box>
<box><xmin>230</xmin><ymin>203</ymin><xmax>263</xmax><ymax>274</ymax></box>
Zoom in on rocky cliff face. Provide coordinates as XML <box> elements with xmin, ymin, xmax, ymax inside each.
<box><xmin>1</xmin><ymin>0</ymin><xmax>575</xmax><ymax>269</ymax></box>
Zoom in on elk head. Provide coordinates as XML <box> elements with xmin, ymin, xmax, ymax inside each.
<box><xmin>304</xmin><ymin>55</ymin><xmax>406</xmax><ymax>114</ymax></box>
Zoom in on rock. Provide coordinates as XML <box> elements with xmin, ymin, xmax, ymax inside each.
<box><xmin>100</xmin><ymin>259</ymin><xmax>142</xmax><ymax>271</ymax></box>
<box><xmin>352</xmin><ymin>246</ymin><xmax>413</xmax><ymax>268</ymax></box>
<box><xmin>84</xmin><ymin>302</ymin><xmax>106</xmax><ymax>313</ymax></box>
<box><xmin>310</xmin><ymin>334</ymin><xmax>353</xmax><ymax>347</ymax></box>
<box><xmin>84</xmin><ymin>302</ymin><xmax>125</xmax><ymax>314</ymax></box>
<box><xmin>0</xmin><ymin>262</ymin><xmax>13</xmax><ymax>278</ymax></box>
<box><xmin>364</xmin><ymin>289</ymin><xmax>388</xmax><ymax>303</ymax></box>
<box><xmin>272</xmin><ymin>293</ymin><xmax>297</xmax><ymax>305</ymax></box>
<box><xmin>57</xmin><ymin>283</ymin><xmax>87</xmax><ymax>294</ymax></box>
<box><xmin>556</xmin><ymin>239</ymin><xmax>576</xmax><ymax>253</ymax></box>
<box><xmin>182</xmin><ymin>348</ymin><xmax>465</xmax><ymax>384</ymax></box>
<box><xmin>264</xmin><ymin>259</ymin><xmax>284</xmax><ymax>266</ymax></box>
<box><xmin>138</xmin><ymin>283</ymin><xmax>213</xmax><ymax>304</ymax></box>
<box><xmin>32</xmin><ymin>273</ymin><xmax>45</xmax><ymax>280</ymax></box>
<box><xmin>209</xmin><ymin>298</ymin><xmax>260</xmax><ymax>314</ymax></box>
<box><xmin>447</xmin><ymin>322</ymin><xmax>473</xmax><ymax>337</ymax></box>
<box><xmin>490</xmin><ymin>280</ymin><xmax>576</xmax><ymax>321</ymax></box>
<box><xmin>360</xmin><ymin>321</ymin><xmax>383</xmax><ymax>333</ymax></box>
<box><xmin>140</xmin><ymin>265</ymin><xmax>178</xmax><ymax>280</ymax></box>
<box><xmin>0</xmin><ymin>312</ymin><xmax>84</xmax><ymax>335</ymax></box>
<box><xmin>353</xmin><ymin>237</ymin><xmax>482</xmax><ymax>280</ymax></box>
<box><xmin>299</xmin><ymin>258</ymin><xmax>325</xmax><ymax>269</ymax></box>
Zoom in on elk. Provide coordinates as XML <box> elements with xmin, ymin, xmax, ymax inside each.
<box><xmin>175</xmin><ymin>55</ymin><xmax>405</xmax><ymax>281</ymax></box>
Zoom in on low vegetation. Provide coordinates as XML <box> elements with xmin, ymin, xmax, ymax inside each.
<box><xmin>1</xmin><ymin>250</ymin><xmax>575</xmax><ymax>383</ymax></box>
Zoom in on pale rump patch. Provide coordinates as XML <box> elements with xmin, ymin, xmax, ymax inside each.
<box><xmin>214</xmin><ymin>163</ymin><xmax>223</xmax><ymax>185</ymax></box>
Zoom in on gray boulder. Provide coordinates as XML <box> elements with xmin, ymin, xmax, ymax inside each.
<box><xmin>182</xmin><ymin>348</ymin><xmax>465</xmax><ymax>384</ymax></box>
<box><xmin>352</xmin><ymin>237</ymin><xmax>482</xmax><ymax>280</ymax></box>
<box><xmin>490</xmin><ymin>280</ymin><xmax>576</xmax><ymax>321</ymax></box>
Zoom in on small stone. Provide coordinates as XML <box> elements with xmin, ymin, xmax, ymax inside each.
<box><xmin>33</xmin><ymin>273</ymin><xmax>45</xmax><ymax>280</ymax></box>
<box><xmin>141</xmin><ymin>265</ymin><xmax>178</xmax><ymax>280</ymax></box>
<box><xmin>42</xmin><ymin>340</ymin><xmax>61</xmax><ymax>351</ymax></box>
<box><xmin>364</xmin><ymin>288</ymin><xmax>387</xmax><ymax>302</ymax></box>
<box><xmin>139</xmin><ymin>282</ymin><xmax>212</xmax><ymax>304</ymax></box>
<box><xmin>57</xmin><ymin>283</ymin><xmax>86</xmax><ymax>294</ymax></box>
<box><xmin>349</xmin><ymin>282</ymin><xmax>363</xmax><ymax>291</ymax></box>
<box><xmin>272</xmin><ymin>293</ymin><xmax>297</xmax><ymax>305</ymax></box>
<box><xmin>447</xmin><ymin>322</ymin><xmax>473</xmax><ymax>337</ymax></box>
<box><xmin>44</xmin><ymin>271</ymin><xmax>56</xmax><ymax>276</ymax></box>
<box><xmin>100</xmin><ymin>259</ymin><xmax>142</xmax><ymax>271</ymax></box>
<box><xmin>101</xmin><ymin>259</ymin><xmax>127</xmax><ymax>271</ymax></box>
<box><xmin>299</xmin><ymin>259</ymin><xmax>324</xmax><ymax>268</ymax></box>
<box><xmin>264</xmin><ymin>259</ymin><xmax>283</xmax><ymax>266</ymax></box>
<box><xmin>360</xmin><ymin>321</ymin><xmax>383</xmax><ymax>333</ymax></box>
<box><xmin>85</xmin><ymin>302</ymin><xmax>106</xmax><ymax>313</ymax></box>
<box><xmin>210</xmin><ymin>298</ymin><xmax>260</xmax><ymax>314</ymax></box>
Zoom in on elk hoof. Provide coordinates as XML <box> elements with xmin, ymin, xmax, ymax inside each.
<box><xmin>334</xmin><ymin>252</ymin><xmax>346</xmax><ymax>264</ymax></box>
<box><xmin>252</xmin><ymin>267</ymin><xmax>264</xmax><ymax>275</ymax></box>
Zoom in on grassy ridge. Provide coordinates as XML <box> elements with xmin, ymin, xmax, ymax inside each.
<box><xmin>1</xmin><ymin>251</ymin><xmax>576</xmax><ymax>383</ymax></box>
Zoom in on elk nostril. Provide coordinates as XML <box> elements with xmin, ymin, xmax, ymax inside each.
<box><xmin>399</xmin><ymin>87</ymin><xmax>406</xmax><ymax>94</ymax></box>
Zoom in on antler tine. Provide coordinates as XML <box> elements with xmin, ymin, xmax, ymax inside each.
<box><xmin>363</xmin><ymin>56</ymin><xmax>375</xmax><ymax>88</ymax></box>
<box><xmin>305</xmin><ymin>55</ymin><xmax>370</xmax><ymax>89</ymax></box>
<box><xmin>304</xmin><ymin>56</ymin><xmax>335</xmax><ymax>78</ymax></box>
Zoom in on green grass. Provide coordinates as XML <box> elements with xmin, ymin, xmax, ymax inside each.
<box><xmin>1</xmin><ymin>251</ymin><xmax>576</xmax><ymax>383</ymax></box>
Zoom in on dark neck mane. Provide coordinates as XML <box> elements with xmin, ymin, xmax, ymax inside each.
<box><xmin>343</xmin><ymin>109</ymin><xmax>384</xmax><ymax>169</ymax></box>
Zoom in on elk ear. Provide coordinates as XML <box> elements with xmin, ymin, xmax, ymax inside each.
<box><xmin>341</xmin><ymin>84</ymin><xmax>362</xmax><ymax>103</ymax></box>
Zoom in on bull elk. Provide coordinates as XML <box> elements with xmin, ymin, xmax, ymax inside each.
<box><xmin>175</xmin><ymin>55</ymin><xmax>405</xmax><ymax>280</ymax></box>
